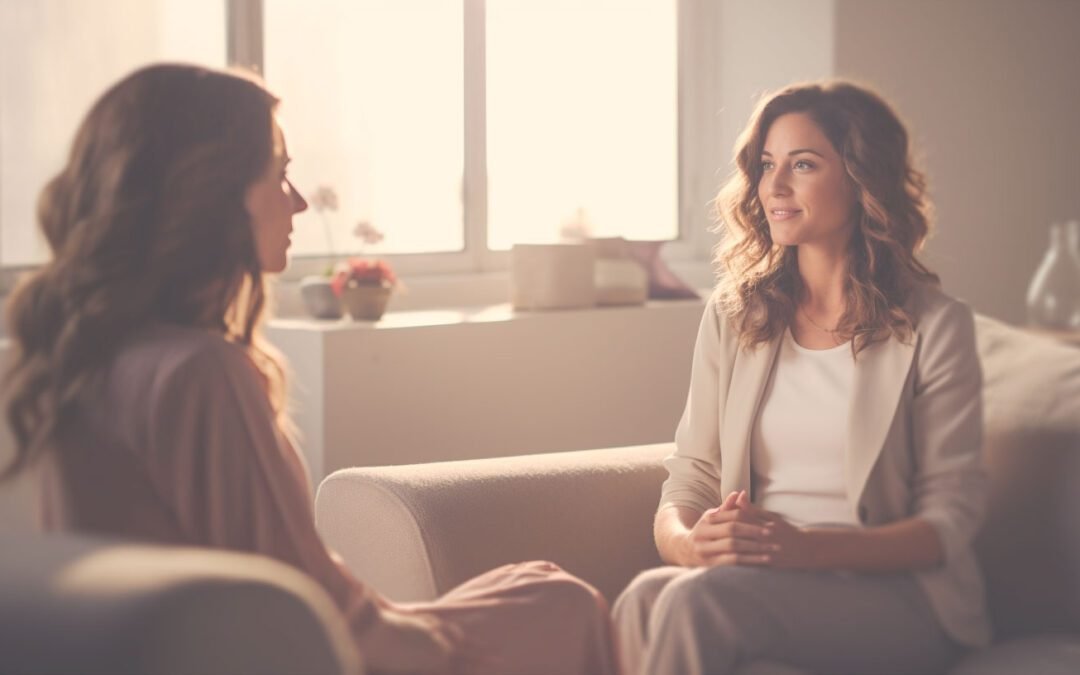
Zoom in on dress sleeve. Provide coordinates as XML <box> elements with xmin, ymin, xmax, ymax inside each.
<box><xmin>658</xmin><ymin>300</ymin><xmax>726</xmax><ymax>514</ymax></box>
<box><xmin>146</xmin><ymin>340</ymin><xmax>383</xmax><ymax>637</ymax></box>
<box><xmin>910</xmin><ymin>299</ymin><xmax>988</xmax><ymax>563</ymax></box>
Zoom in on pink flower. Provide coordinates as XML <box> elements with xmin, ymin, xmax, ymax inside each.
<box><xmin>330</xmin><ymin>257</ymin><xmax>397</xmax><ymax>297</ymax></box>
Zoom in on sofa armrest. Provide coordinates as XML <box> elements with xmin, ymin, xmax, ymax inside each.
<box><xmin>0</xmin><ymin>534</ymin><xmax>362</xmax><ymax>675</ymax></box>
<box><xmin>315</xmin><ymin>443</ymin><xmax>671</xmax><ymax>604</ymax></box>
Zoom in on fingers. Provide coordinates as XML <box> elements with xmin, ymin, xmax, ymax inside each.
<box><xmin>704</xmin><ymin>552</ymin><xmax>773</xmax><ymax>566</ymax></box>
<box><xmin>705</xmin><ymin>504</ymin><xmax>772</xmax><ymax>527</ymax></box>
<box><xmin>695</xmin><ymin>535</ymin><xmax>781</xmax><ymax>556</ymax></box>
<box><xmin>719</xmin><ymin>490</ymin><xmax>740</xmax><ymax>510</ymax></box>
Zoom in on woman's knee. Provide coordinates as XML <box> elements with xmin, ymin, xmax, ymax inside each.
<box><xmin>526</xmin><ymin>564</ymin><xmax>609</xmax><ymax>614</ymax></box>
<box><xmin>613</xmin><ymin>566</ymin><xmax>687</xmax><ymax>621</ymax></box>
<box><xmin>650</xmin><ymin>566</ymin><xmax>763</xmax><ymax>635</ymax></box>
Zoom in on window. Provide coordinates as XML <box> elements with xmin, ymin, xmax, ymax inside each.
<box><xmin>485</xmin><ymin>1</ymin><xmax>677</xmax><ymax>249</ymax></box>
<box><xmin>265</xmin><ymin>0</ymin><xmax>465</xmax><ymax>257</ymax></box>
<box><xmin>0</xmin><ymin>0</ymin><xmax>224</xmax><ymax>267</ymax></box>
<box><xmin>1</xmin><ymin>0</ymin><xmax>713</xmax><ymax>277</ymax></box>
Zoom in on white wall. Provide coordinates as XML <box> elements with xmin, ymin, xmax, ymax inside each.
<box><xmin>267</xmin><ymin>301</ymin><xmax>705</xmax><ymax>483</ymax></box>
<box><xmin>833</xmin><ymin>0</ymin><xmax>1080</xmax><ymax>323</ymax></box>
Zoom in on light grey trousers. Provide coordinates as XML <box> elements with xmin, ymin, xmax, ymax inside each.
<box><xmin>612</xmin><ymin>565</ymin><xmax>965</xmax><ymax>675</ymax></box>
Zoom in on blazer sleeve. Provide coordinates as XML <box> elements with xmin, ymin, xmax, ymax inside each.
<box><xmin>146</xmin><ymin>341</ymin><xmax>384</xmax><ymax>639</ymax></box>
<box><xmin>911</xmin><ymin>299</ymin><xmax>988</xmax><ymax>564</ymax></box>
<box><xmin>658</xmin><ymin>299</ymin><xmax>726</xmax><ymax>514</ymax></box>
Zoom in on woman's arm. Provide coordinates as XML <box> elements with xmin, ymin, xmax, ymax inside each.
<box><xmin>149</xmin><ymin>340</ymin><xmax>465</xmax><ymax>674</ymax></box>
<box><xmin>749</xmin><ymin>505</ymin><xmax>945</xmax><ymax>573</ymax></box>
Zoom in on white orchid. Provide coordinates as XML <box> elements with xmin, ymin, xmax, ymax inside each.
<box><xmin>310</xmin><ymin>185</ymin><xmax>339</xmax><ymax>212</ymax></box>
<box><xmin>354</xmin><ymin>220</ymin><xmax>385</xmax><ymax>246</ymax></box>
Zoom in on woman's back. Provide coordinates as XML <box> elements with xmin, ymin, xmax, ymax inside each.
<box><xmin>39</xmin><ymin>323</ymin><xmax>313</xmax><ymax>553</ymax></box>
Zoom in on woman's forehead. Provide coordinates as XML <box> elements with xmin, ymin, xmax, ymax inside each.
<box><xmin>271</xmin><ymin>118</ymin><xmax>288</xmax><ymax>159</ymax></box>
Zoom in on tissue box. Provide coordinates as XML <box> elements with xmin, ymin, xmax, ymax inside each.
<box><xmin>511</xmin><ymin>243</ymin><xmax>596</xmax><ymax>310</ymax></box>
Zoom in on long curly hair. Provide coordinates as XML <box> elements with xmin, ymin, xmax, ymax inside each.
<box><xmin>3</xmin><ymin>63</ymin><xmax>287</xmax><ymax>479</ymax></box>
<box><xmin>714</xmin><ymin>80</ymin><xmax>939</xmax><ymax>355</ymax></box>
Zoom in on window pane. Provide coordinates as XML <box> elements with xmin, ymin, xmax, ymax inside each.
<box><xmin>0</xmin><ymin>0</ymin><xmax>224</xmax><ymax>266</ymax></box>
<box><xmin>265</xmin><ymin>0</ymin><xmax>464</xmax><ymax>257</ymax></box>
<box><xmin>486</xmin><ymin>0</ymin><xmax>677</xmax><ymax>249</ymax></box>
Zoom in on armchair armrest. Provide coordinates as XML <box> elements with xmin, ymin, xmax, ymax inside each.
<box><xmin>315</xmin><ymin>443</ymin><xmax>671</xmax><ymax>604</ymax></box>
<box><xmin>0</xmin><ymin>534</ymin><xmax>362</xmax><ymax>675</ymax></box>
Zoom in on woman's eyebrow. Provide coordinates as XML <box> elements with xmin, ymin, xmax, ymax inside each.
<box><xmin>761</xmin><ymin>148</ymin><xmax>826</xmax><ymax>158</ymax></box>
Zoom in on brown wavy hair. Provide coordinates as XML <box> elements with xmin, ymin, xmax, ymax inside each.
<box><xmin>714</xmin><ymin>80</ymin><xmax>939</xmax><ymax>355</ymax></box>
<box><xmin>2</xmin><ymin>63</ymin><xmax>288</xmax><ymax>479</ymax></box>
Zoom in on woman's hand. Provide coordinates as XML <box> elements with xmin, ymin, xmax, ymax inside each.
<box><xmin>358</xmin><ymin>605</ymin><xmax>487</xmax><ymax>674</ymax></box>
<box><xmin>680</xmin><ymin>490</ymin><xmax>778</xmax><ymax>567</ymax></box>
<box><xmin>731</xmin><ymin>491</ymin><xmax>819</xmax><ymax>570</ymax></box>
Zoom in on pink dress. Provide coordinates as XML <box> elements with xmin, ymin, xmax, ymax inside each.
<box><xmin>38</xmin><ymin>323</ymin><xmax>618</xmax><ymax>675</ymax></box>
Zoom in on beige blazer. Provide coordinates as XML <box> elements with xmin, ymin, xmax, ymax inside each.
<box><xmin>659</xmin><ymin>283</ymin><xmax>991</xmax><ymax>647</ymax></box>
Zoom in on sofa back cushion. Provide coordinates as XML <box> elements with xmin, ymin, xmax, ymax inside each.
<box><xmin>973</xmin><ymin>317</ymin><xmax>1080</xmax><ymax>640</ymax></box>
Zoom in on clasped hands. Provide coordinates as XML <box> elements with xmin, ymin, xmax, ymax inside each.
<box><xmin>683</xmin><ymin>490</ymin><xmax>816</xmax><ymax>569</ymax></box>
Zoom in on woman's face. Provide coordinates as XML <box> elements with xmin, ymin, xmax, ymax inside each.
<box><xmin>245</xmin><ymin>119</ymin><xmax>308</xmax><ymax>273</ymax></box>
<box><xmin>757</xmin><ymin>112</ymin><xmax>857</xmax><ymax>251</ymax></box>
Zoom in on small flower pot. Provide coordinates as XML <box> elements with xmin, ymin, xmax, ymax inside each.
<box><xmin>342</xmin><ymin>282</ymin><xmax>393</xmax><ymax>321</ymax></box>
<box><xmin>299</xmin><ymin>276</ymin><xmax>343</xmax><ymax>320</ymax></box>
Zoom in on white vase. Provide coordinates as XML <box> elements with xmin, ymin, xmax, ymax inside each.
<box><xmin>299</xmin><ymin>276</ymin><xmax>343</xmax><ymax>320</ymax></box>
<box><xmin>1026</xmin><ymin>221</ymin><xmax>1080</xmax><ymax>329</ymax></box>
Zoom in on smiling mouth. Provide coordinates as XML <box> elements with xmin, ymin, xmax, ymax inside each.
<box><xmin>770</xmin><ymin>209</ymin><xmax>802</xmax><ymax>220</ymax></box>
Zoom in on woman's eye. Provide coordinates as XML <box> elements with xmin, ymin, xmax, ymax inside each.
<box><xmin>794</xmin><ymin>160</ymin><xmax>814</xmax><ymax>170</ymax></box>
<box><xmin>761</xmin><ymin>160</ymin><xmax>774</xmax><ymax>171</ymax></box>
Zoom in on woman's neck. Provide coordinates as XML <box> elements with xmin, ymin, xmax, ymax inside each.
<box><xmin>796</xmin><ymin>245</ymin><xmax>848</xmax><ymax>312</ymax></box>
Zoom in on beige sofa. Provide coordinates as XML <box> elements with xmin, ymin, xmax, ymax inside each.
<box><xmin>0</xmin><ymin>533</ymin><xmax>362</xmax><ymax>675</ymax></box>
<box><xmin>316</xmin><ymin>316</ymin><xmax>1080</xmax><ymax>673</ymax></box>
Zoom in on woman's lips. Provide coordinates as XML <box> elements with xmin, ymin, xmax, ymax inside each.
<box><xmin>769</xmin><ymin>209</ymin><xmax>802</xmax><ymax>221</ymax></box>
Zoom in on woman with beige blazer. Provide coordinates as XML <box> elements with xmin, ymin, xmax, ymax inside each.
<box><xmin>613</xmin><ymin>81</ymin><xmax>989</xmax><ymax>675</ymax></box>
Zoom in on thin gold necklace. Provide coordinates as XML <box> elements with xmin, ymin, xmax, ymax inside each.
<box><xmin>800</xmin><ymin>306</ymin><xmax>840</xmax><ymax>334</ymax></box>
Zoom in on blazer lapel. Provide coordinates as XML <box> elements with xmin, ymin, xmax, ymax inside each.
<box><xmin>846</xmin><ymin>333</ymin><xmax>919</xmax><ymax>504</ymax></box>
<box><xmin>720</xmin><ymin>335</ymin><xmax>782</xmax><ymax>497</ymax></box>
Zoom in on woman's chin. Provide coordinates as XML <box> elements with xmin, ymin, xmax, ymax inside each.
<box><xmin>768</xmin><ymin>227</ymin><xmax>802</xmax><ymax>247</ymax></box>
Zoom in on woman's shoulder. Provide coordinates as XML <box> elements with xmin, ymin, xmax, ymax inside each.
<box><xmin>111</xmin><ymin>323</ymin><xmax>257</xmax><ymax>396</ymax></box>
<box><xmin>905</xmin><ymin>283</ymin><xmax>978</xmax><ymax>349</ymax></box>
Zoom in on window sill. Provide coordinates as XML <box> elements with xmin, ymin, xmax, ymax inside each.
<box><xmin>271</xmin><ymin>258</ymin><xmax>716</xmax><ymax>319</ymax></box>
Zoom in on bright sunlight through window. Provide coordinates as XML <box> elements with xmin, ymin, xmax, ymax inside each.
<box><xmin>0</xmin><ymin>0</ymin><xmax>223</xmax><ymax>266</ymax></box>
<box><xmin>486</xmin><ymin>1</ymin><xmax>678</xmax><ymax>249</ymax></box>
<box><xmin>265</xmin><ymin>0</ymin><xmax>465</xmax><ymax>257</ymax></box>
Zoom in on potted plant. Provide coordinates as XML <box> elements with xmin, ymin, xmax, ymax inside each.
<box><xmin>299</xmin><ymin>186</ymin><xmax>393</xmax><ymax>320</ymax></box>
<box><xmin>331</xmin><ymin>256</ymin><xmax>398</xmax><ymax>321</ymax></box>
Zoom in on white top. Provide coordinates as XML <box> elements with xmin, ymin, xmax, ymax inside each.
<box><xmin>750</xmin><ymin>329</ymin><xmax>859</xmax><ymax>527</ymax></box>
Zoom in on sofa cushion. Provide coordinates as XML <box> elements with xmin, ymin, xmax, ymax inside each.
<box><xmin>973</xmin><ymin>317</ymin><xmax>1080</xmax><ymax>640</ymax></box>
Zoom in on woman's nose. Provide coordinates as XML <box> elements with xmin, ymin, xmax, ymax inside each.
<box><xmin>289</xmin><ymin>180</ymin><xmax>309</xmax><ymax>214</ymax></box>
<box><xmin>765</xmin><ymin>169</ymin><xmax>792</xmax><ymax>196</ymax></box>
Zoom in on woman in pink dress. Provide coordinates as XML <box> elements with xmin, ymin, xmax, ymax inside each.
<box><xmin>3</xmin><ymin>63</ymin><xmax>617</xmax><ymax>675</ymax></box>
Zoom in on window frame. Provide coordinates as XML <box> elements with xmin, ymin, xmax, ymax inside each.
<box><xmin>0</xmin><ymin>0</ymin><xmax>723</xmax><ymax>290</ymax></box>
<box><xmin>253</xmin><ymin>0</ymin><xmax>722</xmax><ymax>281</ymax></box>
